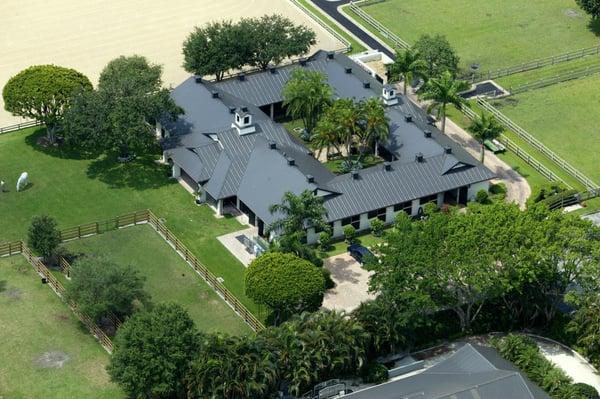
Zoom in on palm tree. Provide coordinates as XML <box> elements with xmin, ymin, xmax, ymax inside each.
<box><xmin>420</xmin><ymin>70</ymin><xmax>470</xmax><ymax>133</ymax></box>
<box><xmin>468</xmin><ymin>112</ymin><xmax>504</xmax><ymax>163</ymax></box>
<box><xmin>358</xmin><ymin>97</ymin><xmax>390</xmax><ymax>158</ymax></box>
<box><xmin>387</xmin><ymin>47</ymin><xmax>427</xmax><ymax>94</ymax></box>
<box><xmin>312</xmin><ymin>118</ymin><xmax>343</xmax><ymax>160</ymax></box>
<box><xmin>268</xmin><ymin>190</ymin><xmax>327</xmax><ymax>236</ymax></box>
<box><xmin>282</xmin><ymin>69</ymin><xmax>332</xmax><ymax>134</ymax></box>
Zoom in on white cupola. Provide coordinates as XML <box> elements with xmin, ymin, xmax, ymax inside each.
<box><xmin>382</xmin><ymin>84</ymin><xmax>398</xmax><ymax>106</ymax></box>
<box><xmin>232</xmin><ymin>107</ymin><xmax>256</xmax><ymax>135</ymax></box>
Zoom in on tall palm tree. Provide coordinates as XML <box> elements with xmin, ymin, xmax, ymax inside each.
<box><xmin>358</xmin><ymin>97</ymin><xmax>390</xmax><ymax>158</ymax></box>
<box><xmin>312</xmin><ymin>118</ymin><xmax>343</xmax><ymax>160</ymax></box>
<box><xmin>282</xmin><ymin>69</ymin><xmax>332</xmax><ymax>134</ymax></box>
<box><xmin>420</xmin><ymin>70</ymin><xmax>470</xmax><ymax>133</ymax></box>
<box><xmin>468</xmin><ymin>112</ymin><xmax>504</xmax><ymax>163</ymax></box>
<box><xmin>387</xmin><ymin>47</ymin><xmax>427</xmax><ymax>94</ymax></box>
<box><xmin>268</xmin><ymin>190</ymin><xmax>327</xmax><ymax>236</ymax></box>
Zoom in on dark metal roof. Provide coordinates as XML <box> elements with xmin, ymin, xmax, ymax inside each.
<box><xmin>344</xmin><ymin>344</ymin><xmax>549</xmax><ymax>399</ymax></box>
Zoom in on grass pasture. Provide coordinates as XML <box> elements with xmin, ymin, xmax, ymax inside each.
<box><xmin>63</xmin><ymin>225</ymin><xmax>250</xmax><ymax>335</ymax></box>
<box><xmin>354</xmin><ymin>0</ymin><xmax>600</xmax><ymax>71</ymax></box>
<box><xmin>491</xmin><ymin>75</ymin><xmax>600</xmax><ymax>183</ymax></box>
<box><xmin>0</xmin><ymin>127</ymin><xmax>260</xmax><ymax>318</ymax></box>
<box><xmin>0</xmin><ymin>256</ymin><xmax>123</xmax><ymax>399</ymax></box>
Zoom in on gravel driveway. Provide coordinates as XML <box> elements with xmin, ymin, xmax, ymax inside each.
<box><xmin>322</xmin><ymin>253</ymin><xmax>376</xmax><ymax>313</ymax></box>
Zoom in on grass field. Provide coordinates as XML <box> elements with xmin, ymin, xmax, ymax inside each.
<box><xmin>0</xmin><ymin>256</ymin><xmax>123</xmax><ymax>398</ymax></box>
<box><xmin>0</xmin><ymin>128</ymin><xmax>261</xmax><ymax>318</ymax></box>
<box><xmin>491</xmin><ymin>75</ymin><xmax>600</xmax><ymax>183</ymax></box>
<box><xmin>354</xmin><ymin>0</ymin><xmax>600</xmax><ymax>71</ymax></box>
<box><xmin>63</xmin><ymin>225</ymin><xmax>250</xmax><ymax>335</ymax></box>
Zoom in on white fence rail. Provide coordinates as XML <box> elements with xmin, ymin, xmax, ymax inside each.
<box><xmin>289</xmin><ymin>0</ymin><xmax>352</xmax><ymax>52</ymax></box>
<box><xmin>510</xmin><ymin>64</ymin><xmax>600</xmax><ymax>94</ymax></box>
<box><xmin>0</xmin><ymin>120</ymin><xmax>41</xmax><ymax>135</ymax></box>
<box><xmin>348</xmin><ymin>1</ymin><xmax>410</xmax><ymax>50</ymax></box>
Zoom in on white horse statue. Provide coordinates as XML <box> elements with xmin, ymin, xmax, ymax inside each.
<box><xmin>16</xmin><ymin>172</ymin><xmax>28</xmax><ymax>192</ymax></box>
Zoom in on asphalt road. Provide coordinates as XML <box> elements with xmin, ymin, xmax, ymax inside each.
<box><xmin>311</xmin><ymin>0</ymin><xmax>394</xmax><ymax>58</ymax></box>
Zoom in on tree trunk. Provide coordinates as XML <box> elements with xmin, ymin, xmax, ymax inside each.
<box><xmin>441</xmin><ymin>104</ymin><xmax>447</xmax><ymax>133</ymax></box>
<box><xmin>481</xmin><ymin>142</ymin><xmax>485</xmax><ymax>163</ymax></box>
<box><xmin>403</xmin><ymin>76</ymin><xmax>407</xmax><ymax>95</ymax></box>
<box><xmin>46</xmin><ymin>124</ymin><xmax>57</xmax><ymax>144</ymax></box>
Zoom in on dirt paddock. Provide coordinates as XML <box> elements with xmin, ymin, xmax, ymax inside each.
<box><xmin>0</xmin><ymin>0</ymin><xmax>342</xmax><ymax>126</ymax></box>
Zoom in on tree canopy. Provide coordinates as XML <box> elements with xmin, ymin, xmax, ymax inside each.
<box><xmin>282</xmin><ymin>69</ymin><xmax>332</xmax><ymax>134</ymax></box>
<box><xmin>245</xmin><ymin>252</ymin><xmax>325</xmax><ymax>324</ymax></box>
<box><xmin>27</xmin><ymin>215</ymin><xmax>61</xmax><ymax>262</ymax></box>
<box><xmin>387</xmin><ymin>47</ymin><xmax>427</xmax><ymax>94</ymax></box>
<box><xmin>420</xmin><ymin>70</ymin><xmax>470</xmax><ymax>133</ymax></box>
<box><xmin>64</xmin><ymin>55</ymin><xmax>182</xmax><ymax>157</ymax></box>
<box><xmin>108</xmin><ymin>303</ymin><xmax>201</xmax><ymax>399</ymax></box>
<box><xmin>468</xmin><ymin>112</ymin><xmax>504</xmax><ymax>162</ymax></box>
<box><xmin>576</xmin><ymin>0</ymin><xmax>600</xmax><ymax>18</ymax></box>
<box><xmin>3</xmin><ymin>65</ymin><xmax>92</xmax><ymax>143</ymax></box>
<box><xmin>413</xmin><ymin>34</ymin><xmax>460</xmax><ymax>78</ymax></box>
<box><xmin>65</xmin><ymin>255</ymin><xmax>149</xmax><ymax>322</ymax></box>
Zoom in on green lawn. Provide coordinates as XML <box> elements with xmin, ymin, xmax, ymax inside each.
<box><xmin>354</xmin><ymin>0</ymin><xmax>600</xmax><ymax>71</ymax></box>
<box><xmin>324</xmin><ymin>154</ymin><xmax>383</xmax><ymax>174</ymax></box>
<box><xmin>321</xmin><ymin>231</ymin><xmax>384</xmax><ymax>258</ymax></box>
<box><xmin>63</xmin><ymin>225</ymin><xmax>250</xmax><ymax>335</ymax></box>
<box><xmin>0</xmin><ymin>128</ymin><xmax>261</xmax><ymax>319</ymax></box>
<box><xmin>491</xmin><ymin>75</ymin><xmax>600</xmax><ymax>183</ymax></box>
<box><xmin>0</xmin><ymin>256</ymin><xmax>123</xmax><ymax>399</ymax></box>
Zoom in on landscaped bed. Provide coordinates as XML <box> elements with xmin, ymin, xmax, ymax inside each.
<box><xmin>62</xmin><ymin>224</ymin><xmax>250</xmax><ymax>335</ymax></box>
<box><xmin>0</xmin><ymin>256</ymin><xmax>123</xmax><ymax>398</ymax></box>
<box><xmin>351</xmin><ymin>0</ymin><xmax>599</xmax><ymax>71</ymax></box>
<box><xmin>0</xmin><ymin>127</ymin><xmax>260</xmax><ymax>318</ymax></box>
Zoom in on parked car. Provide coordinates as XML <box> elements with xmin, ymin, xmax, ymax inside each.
<box><xmin>347</xmin><ymin>244</ymin><xmax>375</xmax><ymax>264</ymax></box>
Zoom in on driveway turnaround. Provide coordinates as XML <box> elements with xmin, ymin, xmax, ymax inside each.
<box><xmin>322</xmin><ymin>253</ymin><xmax>376</xmax><ymax>313</ymax></box>
<box><xmin>0</xmin><ymin>0</ymin><xmax>343</xmax><ymax>126</ymax></box>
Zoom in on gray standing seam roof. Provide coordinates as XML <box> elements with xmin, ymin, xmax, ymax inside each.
<box><xmin>343</xmin><ymin>344</ymin><xmax>549</xmax><ymax>399</ymax></box>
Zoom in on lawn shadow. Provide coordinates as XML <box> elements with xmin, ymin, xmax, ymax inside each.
<box><xmin>86</xmin><ymin>155</ymin><xmax>174</xmax><ymax>190</ymax></box>
<box><xmin>24</xmin><ymin>128</ymin><xmax>100</xmax><ymax>160</ymax></box>
<box><xmin>0</xmin><ymin>280</ymin><xmax>6</xmax><ymax>293</ymax></box>
<box><xmin>588</xmin><ymin>18</ymin><xmax>600</xmax><ymax>36</ymax></box>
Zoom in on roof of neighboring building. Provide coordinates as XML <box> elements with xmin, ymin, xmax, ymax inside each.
<box><xmin>162</xmin><ymin>50</ymin><xmax>495</xmax><ymax>225</ymax></box>
<box><xmin>343</xmin><ymin>344</ymin><xmax>549</xmax><ymax>399</ymax></box>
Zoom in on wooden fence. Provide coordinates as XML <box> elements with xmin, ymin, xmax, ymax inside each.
<box><xmin>476</xmin><ymin>98</ymin><xmax>599</xmax><ymax>191</ymax></box>
<box><xmin>471</xmin><ymin>45</ymin><xmax>600</xmax><ymax>82</ymax></box>
<box><xmin>0</xmin><ymin>240</ymin><xmax>24</xmax><ymax>257</ymax></box>
<box><xmin>509</xmin><ymin>64</ymin><xmax>600</xmax><ymax>94</ymax></box>
<box><xmin>348</xmin><ymin>1</ymin><xmax>410</xmax><ymax>50</ymax></box>
<box><xmin>0</xmin><ymin>120</ymin><xmax>42</xmax><ymax>135</ymax></box>
<box><xmin>18</xmin><ymin>244</ymin><xmax>114</xmax><ymax>352</ymax></box>
<box><xmin>290</xmin><ymin>0</ymin><xmax>352</xmax><ymax>53</ymax></box>
<box><xmin>52</xmin><ymin>209</ymin><xmax>265</xmax><ymax>332</ymax></box>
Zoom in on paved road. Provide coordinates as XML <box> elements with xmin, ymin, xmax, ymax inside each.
<box><xmin>312</xmin><ymin>0</ymin><xmax>394</xmax><ymax>58</ymax></box>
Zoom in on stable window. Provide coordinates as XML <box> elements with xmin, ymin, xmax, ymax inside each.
<box><xmin>394</xmin><ymin>201</ymin><xmax>412</xmax><ymax>214</ymax></box>
<box><xmin>368</xmin><ymin>207</ymin><xmax>387</xmax><ymax>221</ymax></box>
<box><xmin>420</xmin><ymin>194</ymin><xmax>438</xmax><ymax>205</ymax></box>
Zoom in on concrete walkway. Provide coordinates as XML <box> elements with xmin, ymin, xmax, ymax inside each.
<box><xmin>322</xmin><ymin>253</ymin><xmax>376</xmax><ymax>313</ymax></box>
<box><xmin>584</xmin><ymin>211</ymin><xmax>600</xmax><ymax>226</ymax></box>
<box><xmin>216</xmin><ymin>227</ymin><xmax>259</xmax><ymax>267</ymax></box>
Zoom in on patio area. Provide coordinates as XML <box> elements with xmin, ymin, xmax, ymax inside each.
<box><xmin>322</xmin><ymin>253</ymin><xmax>376</xmax><ymax>313</ymax></box>
<box><xmin>217</xmin><ymin>226</ymin><xmax>263</xmax><ymax>267</ymax></box>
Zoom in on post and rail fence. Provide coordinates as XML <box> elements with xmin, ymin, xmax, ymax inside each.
<box><xmin>509</xmin><ymin>64</ymin><xmax>600</xmax><ymax>94</ymax></box>
<box><xmin>0</xmin><ymin>120</ymin><xmax>41</xmax><ymax>135</ymax></box>
<box><xmin>347</xmin><ymin>1</ymin><xmax>411</xmax><ymax>50</ymax></box>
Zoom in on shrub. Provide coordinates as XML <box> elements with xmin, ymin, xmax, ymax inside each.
<box><xmin>27</xmin><ymin>215</ymin><xmax>61</xmax><ymax>262</ymax></box>
<box><xmin>475</xmin><ymin>189</ymin><xmax>489</xmax><ymax>204</ymax></box>
<box><xmin>573</xmin><ymin>383</ymin><xmax>600</xmax><ymax>399</ymax></box>
<box><xmin>344</xmin><ymin>225</ymin><xmax>356</xmax><ymax>243</ymax></box>
<box><xmin>489</xmin><ymin>182</ymin><xmax>507</xmax><ymax>196</ymax></box>
<box><xmin>245</xmin><ymin>252</ymin><xmax>325</xmax><ymax>324</ymax></box>
<box><xmin>319</xmin><ymin>231</ymin><xmax>332</xmax><ymax>251</ymax></box>
<box><xmin>321</xmin><ymin>268</ymin><xmax>335</xmax><ymax>289</ymax></box>
<box><xmin>531</xmin><ymin>182</ymin><xmax>567</xmax><ymax>203</ymax></box>
<box><xmin>370</xmin><ymin>218</ymin><xmax>385</xmax><ymax>237</ymax></box>
<box><xmin>360</xmin><ymin>362</ymin><xmax>388</xmax><ymax>384</ymax></box>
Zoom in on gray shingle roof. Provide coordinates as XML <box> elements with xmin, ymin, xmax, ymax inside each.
<box><xmin>344</xmin><ymin>344</ymin><xmax>549</xmax><ymax>399</ymax></box>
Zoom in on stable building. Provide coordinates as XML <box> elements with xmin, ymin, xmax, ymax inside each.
<box><xmin>160</xmin><ymin>50</ymin><xmax>495</xmax><ymax>243</ymax></box>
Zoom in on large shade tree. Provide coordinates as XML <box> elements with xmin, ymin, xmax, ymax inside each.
<box><xmin>387</xmin><ymin>47</ymin><xmax>427</xmax><ymax>94</ymax></box>
<box><xmin>576</xmin><ymin>0</ymin><xmax>600</xmax><ymax>19</ymax></box>
<box><xmin>420</xmin><ymin>70</ymin><xmax>470</xmax><ymax>133</ymax></box>
<box><xmin>468</xmin><ymin>112</ymin><xmax>504</xmax><ymax>162</ymax></box>
<box><xmin>65</xmin><ymin>255</ymin><xmax>149</xmax><ymax>322</ymax></box>
<box><xmin>2</xmin><ymin>65</ymin><xmax>92</xmax><ymax>143</ymax></box>
<box><xmin>108</xmin><ymin>303</ymin><xmax>201</xmax><ymax>399</ymax></box>
<box><xmin>186</xmin><ymin>334</ymin><xmax>278</xmax><ymax>399</ymax></box>
<box><xmin>282</xmin><ymin>69</ymin><xmax>332</xmax><ymax>134</ymax></box>
<box><xmin>413</xmin><ymin>34</ymin><xmax>460</xmax><ymax>78</ymax></box>
<box><xmin>27</xmin><ymin>215</ymin><xmax>61</xmax><ymax>263</ymax></box>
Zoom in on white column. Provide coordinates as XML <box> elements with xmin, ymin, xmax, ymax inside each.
<box><xmin>385</xmin><ymin>206</ymin><xmax>395</xmax><ymax>224</ymax></box>
<box><xmin>332</xmin><ymin>220</ymin><xmax>343</xmax><ymax>238</ymax></box>
<box><xmin>216</xmin><ymin>199</ymin><xmax>224</xmax><ymax>216</ymax></box>
<box><xmin>411</xmin><ymin>199</ymin><xmax>420</xmax><ymax>216</ymax></box>
<box><xmin>172</xmin><ymin>164</ymin><xmax>181</xmax><ymax>178</ymax></box>
<box><xmin>155</xmin><ymin>122</ymin><xmax>162</xmax><ymax>138</ymax></box>
<box><xmin>359</xmin><ymin>213</ymin><xmax>370</xmax><ymax>231</ymax></box>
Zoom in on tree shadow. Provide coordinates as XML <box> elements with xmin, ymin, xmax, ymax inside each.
<box><xmin>24</xmin><ymin>128</ymin><xmax>100</xmax><ymax>160</ymax></box>
<box><xmin>86</xmin><ymin>154</ymin><xmax>175</xmax><ymax>190</ymax></box>
<box><xmin>0</xmin><ymin>280</ymin><xmax>6</xmax><ymax>293</ymax></box>
<box><xmin>588</xmin><ymin>18</ymin><xmax>600</xmax><ymax>36</ymax></box>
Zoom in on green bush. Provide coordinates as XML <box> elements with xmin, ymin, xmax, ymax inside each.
<box><xmin>344</xmin><ymin>225</ymin><xmax>356</xmax><ymax>243</ymax></box>
<box><xmin>531</xmin><ymin>182</ymin><xmax>567</xmax><ymax>203</ymax></box>
<box><xmin>541</xmin><ymin>189</ymin><xmax>578</xmax><ymax>209</ymax></box>
<box><xmin>360</xmin><ymin>362</ymin><xmax>388</xmax><ymax>384</ymax></box>
<box><xmin>321</xmin><ymin>268</ymin><xmax>335</xmax><ymax>289</ymax></box>
<box><xmin>489</xmin><ymin>183</ymin><xmax>507</xmax><ymax>196</ymax></box>
<box><xmin>319</xmin><ymin>231</ymin><xmax>332</xmax><ymax>251</ymax></box>
<box><xmin>370</xmin><ymin>218</ymin><xmax>385</xmax><ymax>237</ymax></box>
<box><xmin>475</xmin><ymin>189</ymin><xmax>489</xmax><ymax>204</ymax></box>
<box><xmin>573</xmin><ymin>383</ymin><xmax>600</xmax><ymax>399</ymax></box>
<box><xmin>27</xmin><ymin>215</ymin><xmax>61</xmax><ymax>262</ymax></box>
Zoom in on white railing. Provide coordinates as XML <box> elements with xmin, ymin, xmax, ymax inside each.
<box><xmin>0</xmin><ymin>120</ymin><xmax>41</xmax><ymax>134</ymax></box>
<box><xmin>348</xmin><ymin>1</ymin><xmax>410</xmax><ymax>50</ymax></box>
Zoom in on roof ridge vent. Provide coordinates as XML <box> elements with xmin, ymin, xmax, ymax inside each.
<box><xmin>238</xmin><ymin>73</ymin><xmax>246</xmax><ymax>82</ymax></box>
<box><xmin>351</xmin><ymin>170</ymin><xmax>359</xmax><ymax>180</ymax></box>
<box><xmin>211</xmin><ymin>90</ymin><xmax>219</xmax><ymax>99</ymax></box>
<box><xmin>383</xmin><ymin>162</ymin><xmax>392</xmax><ymax>171</ymax></box>
<box><xmin>444</xmin><ymin>146</ymin><xmax>452</xmax><ymax>154</ymax></box>
<box><xmin>269</xmin><ymin>65</ymin><xmax>277</xmax><ymax>74</ymax></box>
<box><xmin>345</xmin><ymin>67</ymin><xmax>352</xmax><ymax>74</ymax></box>
<box><xmin>299</xmin><ymin>58</ymin><xmax>307</xmax><ymax>66</ymax></box>
<box><xmin>415</xmin><ymin>153</ymin><xmax>424</xmax><ymax>162</ymax></box>
<box><xmin>229</xmin><ymin>107</ymin><xmax>236</xmax><ymax>114</ymax></box>
<box><xmin>195</xmin><ymin>76</ymin><xmax>202</xmax><ymax>84</ymax></box>
<box><xmin>327</xmin><ymin>51</ymin><xmax>335</xmax><ymax>60</ymax></box>
<box><xmin>363</xmin><ymin>81</ymin><xmax>371</xmax><ymax>89</ymax></box>
<box><xmin>404</xmin><ymin>115</ymin><xmax>413</xmax><ymax>123</ymax></box>
<box><xmin>306</xmin><ymin>174</ymin><xmax>314</xmax><ymax>183</ymax></box>
<box><xmin>268</xmin><ymin>141</ymin><xmax>276</xmax><ymax>150</ymax></box>
<box><xmin>287</xmin><ymin>157</ymin><xmax>295</xmax><ymax>166</ymax></box>
<box><xmin>424</xmin><ymin>130</ymin><xmax>432</xmax><ymax>138</ymax></box>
